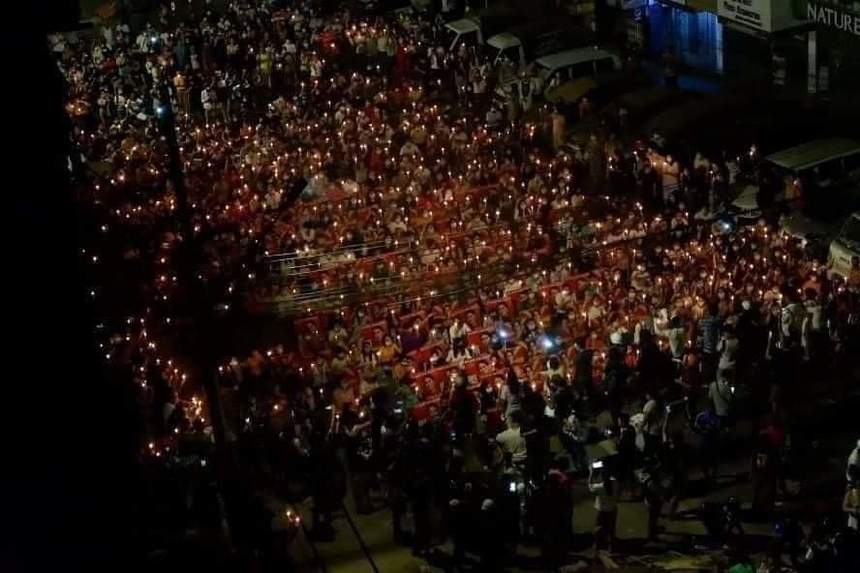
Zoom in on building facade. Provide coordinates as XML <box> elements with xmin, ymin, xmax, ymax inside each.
<box><xmin>612</xmin><ymin>0</ymin><xmax>859</xmax><ymax>97</ymax></box>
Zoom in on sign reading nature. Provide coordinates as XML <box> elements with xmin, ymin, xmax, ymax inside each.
<box><xmin>807</xmin><ymin>1</ymin><xmax>860</xmax><ymax>35</ymax></box>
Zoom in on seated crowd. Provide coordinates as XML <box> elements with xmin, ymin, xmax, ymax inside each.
<box><xmin>57</xmin><ymin>1</ymin><xmax>860</xmax><ymax>569</ymax></box>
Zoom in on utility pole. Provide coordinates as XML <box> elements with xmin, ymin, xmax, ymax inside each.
<box><xmin>155</xmin><ymin>85</ymin><xmax>241</xmax><ymax>550</ymax></box>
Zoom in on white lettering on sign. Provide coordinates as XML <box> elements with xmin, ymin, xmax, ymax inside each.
<box><xmin>718</xmin><ymin>0</ymin><xmax>772</xmax><ymax>32</ymax></box>
<box><xmin>808</xmin><ymin>2</ymin><xmax>860</xmax><ymax>36</ymax></box>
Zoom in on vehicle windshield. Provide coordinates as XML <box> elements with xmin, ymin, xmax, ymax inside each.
<box><xmin>840</xmin><ymin>216</ymin><xmax>860</xmax><ymax>245</ymax></box>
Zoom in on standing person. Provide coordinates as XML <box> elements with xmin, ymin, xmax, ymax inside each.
<box><xmin>345</xmin><ymin>410</ymin><xmax>376</xmax><ymax>515</ymax></box>
<box><xmin>660</xmin><ymin>436</ymin><xmax>688</xmax><ymax>518</ymax></box>
<box><xmin>450</xmin><ymin>377</ymin><xmax>477</xmax><ymax>444</ymax></box>
<box><xmin>533</xmin><ymin>465</ymin><xmax>573</xmax><ymax>569</ymax></box>
<box><xmin>388</xmin><ymin>428</ymin><xmax>412</xmax><ymax>544</ymax></box>
<box><xmin>603</xmin><ymin>346</ymin><xmax>629</xmax><ymax>420</ymax></box>
<box><xmin>498</xmin><ymin>369</ymin><xmax>523</xmax><ymax>422</ymax></box>
<box><xmin>750</xmin><ymin>435</ymin><xmax>779</xmax><ymax>519</ymax></box>
<box><xmin>201</xmin><ymin>82</ymin><xmax>214</xmax><ymax>124</ymax></box>
<box><xmin>847</xmin><ymin>440</ymin><xmax>859</xmax><ymax>482</ymax></box>
<box><xmin>640</xmin><ymin>161</ymin><xmax>661</xmax><ymax>209</ymax></box>
<box><xmin>573</xmin><ymin>338</ymin><xmax>595</xmax><ymax>409</ymax></box>
<box><xmin>641</xmin><ymin>391</ymin><xmax>664</xmax><ymax>455</ymax></box>
<box><xmin>551</xmin><ymin>106</ymin><xmax>566</xmax><ymax>150</ymax></box>
<box><xmin>173</xmin><ymin>70</ymin><xmax>190</xmax><ymax>115</ymax></box>
<box><xmin>409</xmin><ymin>426</ymin><xmax>435</xmax><ymax>557</ymax></box>
<box><xmin>614</xmin><ymin>413</ymin><xmax>638</xmax><ymax>499</ymax></box>
<box><xmin>476</xmin><ymin>499</ymin><xmax>503</xmax><ymax>572</ymax></box>
<box><xmin>662</xmin><ymin>50</ymin><xmax>678</xmax><ymax>88</ymax></box>
<box><xmin>693</xmin><ymin>404</ymin><xmax>721</xmax><ymax>487</ymax></box>
<box><xmin>578</xmin><ymin>96</ymin><xmax>594</xmax><ymax>120</ymax></box>
<box><xmin>699</xmin><ymin>302</ymin><xmax>722</xmax><ymax>385</ymax></box>
<box><xmin>708</xmin><ymin>368</ymin><xmax>734</xmax><ymax>429</ymax></box>
<box><xmin>588</xmin><ymin>463</ymin><xmax>618</xmax><ymax>554</ymax></box>
<box><xmin>308</xmin><ymin>425</ymin><xmax>344</xmax><ymax>541</ymax></box>
<box><xmin>770</xmin><ymin>513</ymin><xmax>804</xmax><ymax>570</ymax></box>
<box><xmin>496</xmin><ymin>412</ymin><xmax>528</xmax><ymax>469</ymax></box>
<box><xmin>802</xmin><ymin>289</ymin><xmax>824</xmax><ymax>362</ymax></box>
<box><xmin>393</xmin><ymin>40</ymin><xmax>411</xmax><ymax>85</ymax></box>
<box><xmin>640</xmin><ymin>464</ymin><xmax>664</xmax><ymax>542</ymax></box>
<box><xmin>718</xmin><ymin>326</ymin><xmax>739</xmax><ymax>373</ymax></box>
<box><xmin>843</xmin><ymin>466</ymin><xmax>859</xmax><ymax>531</ymax></box>
<box><xmin>447</xmin><ymin>496</ymin><xmax>475</xmax><ymax>570</ymax></box>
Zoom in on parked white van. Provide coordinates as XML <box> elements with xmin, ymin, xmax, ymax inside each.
<box><xmin>495</xmin><ymin>47</ymin><xmax>621</xmax><ymax>100</ymax></box>
<box><xmin>829</xmin><ymin>211</ymin><xmax>860</xmax><ymax>278</ymax></box>
<box><xmin>444</xmin><ymin>6</ymin><xmax>522</xmax><ymax>51</ymax></box>
<box><xmin>484</xmin><ymin>18</ymin><xmax>586</xmax><ymax>68</ymax></box>
<box><xmin>532</xmin><ymin>48</ymin><xmax>621</xmax><ymax>94</ymax></box>
<box><xmin>733</xmin><ymin>138</ymin><xmax>860</xmax><ymax>216</ymax></box>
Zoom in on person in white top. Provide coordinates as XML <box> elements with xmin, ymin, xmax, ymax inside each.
<box><xmin>802</xmin><ymin>289</ymin><xmax>823</xmax><ymax>360</ymax></box>
<box><xmin>641</xmin><ymin>392</ymin><xmax>664</xmax><ymax>450</ymax></box>
<box><xmin>708</xmin><ymin>369</ymin><xmax>734</xmax><ymax>423</ymax></box>
<box><xmin>448</xmin><ymin>317</ymin><xmax>470</xmax><ymax>343</ymax></box>
<box><xmin>588</xmin><ymin>463</ymin><xmax>617</xmax><ymax>553</ymax></box>
<box><xmin>848</xmin><ymin>440</ymin><xmax>859</xmax><ymax>482</ymax></box>
<box><xmin>496</xmin><ymin>415</ymin><xmax>527</xmax><ymax>465</ymax></box>
<box><xmin>654</xmin><ymin>313</ymin><xmax>686</xmax><ymax>359</ymax></box>
<box><xmin>201</xmin><ymin>85</ymin><xmax>214</xmax><ymax>124</ymax></box>
<box><xmin>717</xmin><ymin>327</ymin><xmax>739</xmax><ymax>371</ymax></box>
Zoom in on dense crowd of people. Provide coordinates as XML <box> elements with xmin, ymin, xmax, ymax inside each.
<box><xmin>56</xmin><ymin>0</ymin><xmax>859</xmax><ymax>570</ymax></box>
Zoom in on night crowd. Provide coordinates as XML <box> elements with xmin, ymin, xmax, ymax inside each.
<box><xmin>54</xmin><ymin>0</ymin><xmax>860</xmax><ymax>571</ymax></box>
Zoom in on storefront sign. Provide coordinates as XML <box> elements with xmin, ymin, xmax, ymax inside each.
<box><xmin>718</xmin><ymin>0</ymin><xmax>771</xmax><ymax>31</ymax></box>
<box><xmin>807</xmin><ymin>2</ymin><xmax>860</xmax><ymax>36</ymax></box>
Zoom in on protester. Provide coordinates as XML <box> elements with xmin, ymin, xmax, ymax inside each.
<box><xmin>588</xmin><ymin>462</ymin><xmax>618</xmax><ymax>554</ymax></box>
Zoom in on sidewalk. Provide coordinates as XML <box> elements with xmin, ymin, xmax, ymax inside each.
<box><xmin>639</xmin><ymin>61</ymin><xmax>725</xmax><ymax>95</ymax></box>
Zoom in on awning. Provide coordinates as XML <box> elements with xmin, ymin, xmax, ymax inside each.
<box><xmin>765</xmin><ymin>138</ymin><xmax>860</xmax><ymax>172</ymax></box>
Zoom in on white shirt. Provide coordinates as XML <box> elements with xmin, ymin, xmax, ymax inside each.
<box><xmin>641</xmin><ymin>399</ymin><xmax>662</xmax><ymax>436</ymax></box>
<box><xmin>804</xmin><ymin>301</ymin><xmax>823</xmax><ymax>332</ymax></box>
<box><xmin>449</xmin><ymin>322</ymin><xmax>471</xmax><ymax>341</ymax></box>
<box><xmin>709</xmin><ymin>380</ymin><xmax>732</xmax><ymax>417</ymax></box>
<box><xmin>718</xmin><ymin>336</ymin><xmax>738</xmax><ymax>371</ymax></box>
<box><xmin>496</xmin><ymin>427</ymin><xmax>527</xmax><ymax>463</ymax></box>
<box><xmin>588</xmin><ymin>480</ymin><xmax>618</xmax><ymax>512</ymax></box>
<box><xmin>848</xmin><ymin>446</ymin><xmax>859</xmax><ymax>481</ymax></box>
